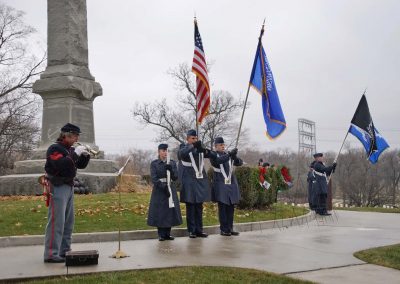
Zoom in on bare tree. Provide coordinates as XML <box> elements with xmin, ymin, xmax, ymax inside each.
<box><xmin>132</xmin><ymin>63</ymin><xmax>248</xmax><ymax>149</ymax></box>
<box><xmin>0</xmin><ymin>4</ymin><xmax>46</xmax><ymax>174</ymax></box>
<box><xmin>379</xmin><ymin>150</ymin><xmax>400</xmax><ymax>206</ymax></box>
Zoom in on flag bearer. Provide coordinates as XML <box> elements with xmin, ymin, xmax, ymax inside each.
<box><xmin>178</xmin><ymin>129</ymin><xmax>214</xmax><ymax>238</ymax></box>
<box><xmin>312</xmin><ymin>153</ymin><xmax>337</xmax><ymax>216</ymax></box>
<box><xmin>210</xmin><ymin>137</ymin><xmax>243</xmax><ymax>236</ymax></box>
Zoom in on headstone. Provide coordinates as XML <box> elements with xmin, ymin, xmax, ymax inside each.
<box><xmin>0</xmin><ymin>0</ymin><xmax>118</xmax><ymax>195</ymax></box>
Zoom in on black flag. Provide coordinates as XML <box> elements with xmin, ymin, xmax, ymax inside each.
<box><xmin>349</xmin><ymin>95</ymin><xmax>377</xmax><ymax>157</ymax></box>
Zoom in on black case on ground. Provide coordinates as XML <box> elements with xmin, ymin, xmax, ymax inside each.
<box><xmin>65</xmin><ymin>250</ymin><xmax>99</xmax><ymax>266</ymax></box>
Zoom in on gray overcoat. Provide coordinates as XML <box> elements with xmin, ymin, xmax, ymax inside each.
<box><xmin>312</xmin><ymin>161</ymin><xmax>334</xmax><ymax>195</ymax></box>
<box><xmin>147</xmin><ymin>159</ymin><xmax>182</xmax><ymax>228</ymax></box>
<box><xmin>210</xmin><ymin>151</ymin><xmax>243</xmax><ymax>205</ymax></box>
<box><xmin>178</xmin><ymin>144</ymin><xmax>213</xmax><ymax>203</ymax></box>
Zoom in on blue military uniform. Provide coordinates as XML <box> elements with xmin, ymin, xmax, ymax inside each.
<box><xmin>147</xmin><ymin>145</ymin><xmax>182</xmax><ymax>240</ymax></box>
<box><xmin>178</xmin><ymin>129</ymin><xmax>215</xmax><ymax>237</ymax></box>
<box><xmin>307</xmin><ymin>161</ymin><xmax>316</xmax><ymax>210</ymax></box>
<box><xmin>43</xmin><ymin>123</ymin><xmax>90</xmax><ymax>263</ymax></box>
<box><xmin>210</xmin><ymin>137</ymin><xmax>243</xmax><ymax>236</ymax></box>
<box><xmin>312</xmin><ymin>153</ymin><xmax>335</xmax><ymax>215</ymax></box>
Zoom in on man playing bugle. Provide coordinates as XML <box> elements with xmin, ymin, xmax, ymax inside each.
<box><xmin>43</xmin><ymin>123</ymin><xmax>90</xmax><ymax>263</ymax></box>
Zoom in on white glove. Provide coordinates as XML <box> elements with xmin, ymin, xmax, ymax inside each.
<box><xmin>74</xmin><ymin>145</ymin><xmax>86</xmax><ymax>156</ymax></box>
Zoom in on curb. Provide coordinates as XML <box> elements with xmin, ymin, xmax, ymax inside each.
<box><xmin>0</xmin><ymin>212</ymin><xmax>312</xmax><ymax>247</ymax></box>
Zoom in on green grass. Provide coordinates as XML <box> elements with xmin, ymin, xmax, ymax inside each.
<box><xmin>25</xmin><ymin>266</ymin><xmax>313</xmax><ymax>284</ymax></box>
<box><xmin>334</xmin><ymin>207</ymin><xmax>400</xmax><ymax>213</ymax></box>
<box><xmin>0</xmin><ymin>193</ymin><xmax>307</xmax><ymax>237</ymax></box>
<box><xmin>354</xmin><ymin>244</ymin><xmax>400</xmax><ymax>270</ymax></box>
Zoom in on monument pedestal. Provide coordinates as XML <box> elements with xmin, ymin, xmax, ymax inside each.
<box><xmin>0</xmin><ymin>0</ymin><xmax>120</xmax><ymax>196</ymax></box>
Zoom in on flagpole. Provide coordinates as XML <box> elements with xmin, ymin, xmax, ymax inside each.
<box><xmin>194</xmin><ymin>16</ymin><xmax>200</xmax><ymax>139</ymax></box>
<box><xmin>235</xmin><ymin>84</ymin><xmax>251</xmax><ymax>148</ymax></box>
<box><xmin>332</xmin><ymin>88</ymin><xmax>367</xmax><ymax>163</ymax></box>
<box><xmin>326</xmin><ymin>128</ymin><xmax>349</xmax><ymax>185</ymax></box>
<box><xmin>235</xmin><ymin>19</ymin><xmax>266</xmax><ymax>148</ymax></box>
<box><xmin>334</xmin><ymin>131</ymin><xmax>349</xmax><ymax>163</ymax></box>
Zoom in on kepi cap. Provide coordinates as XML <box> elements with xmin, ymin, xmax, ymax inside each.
<box><xmin>61</xmin><ymin>123</ymin><xmax>81</xmax><ymax>134</ymax></box>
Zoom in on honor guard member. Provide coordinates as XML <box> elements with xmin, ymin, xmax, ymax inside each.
<box><xmin>312</xmin><ymin>153</ymin><xmax>337</xmax><ymax>216</ymax></box>
<box><xmin>147</xmin><ymin>144</ymin><xmax>183</xmax><ymax>241</ymax></box>
<box><xmin>43</xmin><ymin>123</ymin><xmax>90</xmax><ymax>263</ymax></box>
<box><xmin>210</xmin><ymin>137</ymin><xmax>243</xmax><ymax>236</ymax></box>
<box><xmin>307</xmin><ymin>161</ymin><xmax>316</xmax><ymax>210</ymax></box>
<box><xmin>178</xmin><ymin>129</ymin><xmax>214</xmax><ymax>238</ymax></box>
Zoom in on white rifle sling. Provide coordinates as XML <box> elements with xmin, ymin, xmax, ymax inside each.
<box><xmin>313</xmin><ymin>169</ymin><xmax>328</xmax><ymax>184</ymax></box>
<box><xmin>189</xmin><ymin>152</ymin><xmax>204</xmax><ymax>179</ymax></box>
<box><xmin>217</xmin><ymin>153</ymin><xmax>234</xmax><ymax>185</ymax></box>
<box><xmin>166</xmin><ymin>151</ymin><xmax>174</xmax><ymax>208</ymax></box>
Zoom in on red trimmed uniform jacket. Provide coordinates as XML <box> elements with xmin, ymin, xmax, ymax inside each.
<box><xmin>45</xmin><ymin>141</ymin><xmax>90</xmax><ymax>186</ymax></box>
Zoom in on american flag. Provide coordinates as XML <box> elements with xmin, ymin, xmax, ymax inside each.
<box><xmin>192</xmin><ymin>20</ymin><xmax>210</xmax><ymax>124</ymax></box>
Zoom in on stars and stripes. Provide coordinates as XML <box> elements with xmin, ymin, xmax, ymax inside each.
<box><xmin>192</xmin><ymin>19</ymin><xmax>210</xmax><ymax>124</ymax></box>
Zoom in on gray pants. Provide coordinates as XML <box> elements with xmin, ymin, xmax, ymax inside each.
<box><xmin>43</xmin><ymin>184</ymin><xmax>74</xmax><ymax>260</ymax></box>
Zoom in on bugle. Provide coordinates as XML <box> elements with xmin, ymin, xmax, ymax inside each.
<box><xmin>74</xmin><ymin>142</ymin><xmax>100</xmax><ymax>157</ymax></box>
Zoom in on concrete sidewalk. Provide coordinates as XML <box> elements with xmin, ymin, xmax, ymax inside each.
<box><xmin>0</xmin><ymin>211</ymin><xmax>399</xmax><ymax>283</ymax></box>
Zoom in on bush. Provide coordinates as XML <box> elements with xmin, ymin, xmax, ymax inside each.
<box><xmin>235</xmin><ymin>167</ymin><xmax>277</xmax><ymax>209</ymax></box>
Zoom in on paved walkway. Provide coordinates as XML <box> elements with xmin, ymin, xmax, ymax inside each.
<box><xmin>0</xmin><ymin>211</ymin><xmax>399</xmax><ymax>283</ymax></box>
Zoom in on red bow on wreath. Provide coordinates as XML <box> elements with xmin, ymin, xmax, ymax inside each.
<box><xmin>280</xmin><ymin>166</ymin><xmax>293</xmax><ymax>188</ymax></box>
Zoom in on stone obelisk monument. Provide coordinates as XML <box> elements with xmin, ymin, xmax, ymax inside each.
<box><xmin>0</xmin><ymin>0</ymin><xmax>117</xmax><ymax>195</ymax></box>
<box><xmin>33</xmin><ymin>0</ymin><xmax>101</xmax><ymax>154</ymax></box>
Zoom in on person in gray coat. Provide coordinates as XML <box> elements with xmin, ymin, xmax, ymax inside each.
<box><xmin>148</xmin><ymin>144</ymin><xmax>182</xmax><ymax>241</ymax></box>
<box><xmin>312</xmin><ymin>153</ymin><xmax>337</xmax><ymax>216</ymax></box>
<box><xmin>178</xmin><ymin>129</ymin><xmax>215</xmax><ymax>238</ymax></box>
<box><xmin>210</xmin><ymin>137</ymin><xmax>243</xmax><ymax>236</ymax></box>
<box><xmin>307</xmin><ymin>161</ymin><xmax>316</xmax><ymax>210</ymax></box>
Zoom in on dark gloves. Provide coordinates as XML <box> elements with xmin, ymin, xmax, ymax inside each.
<box><xmin>229</xmin><ymin>148</ymin><xmax>238</xmax><ymax>159</ymax></box>
<box><xmin>193</xmin><ymin>141</ymin><xmax>202</xmax><ymax>149</ymax></box>
<box><xmin>165</xmin><ymin>164</ymin><xmax>172</xmax><ymax>172</ymax></box>
<box><xmin>332</xmin><ymin>162</ymin><xmax>337</xmax><ymax>173</ymax></box>
<box><xmin>163</xmin><ymin>183</ymin><xmax>171</xmax><ymax>198</ymax></box>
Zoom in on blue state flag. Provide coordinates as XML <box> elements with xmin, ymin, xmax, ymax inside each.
<box><xmin>249</xmin><ymin>36</ymin><xmax>286</xmax><ymax>139</ymax></box>
<box><xmin>348</xmin><ymin>95</ymin><xmax>389</xmax><ymax>164</ymax></box>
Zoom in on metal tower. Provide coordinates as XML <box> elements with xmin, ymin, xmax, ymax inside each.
<box><xmin>298</xmin><ymin>118</ymin><xmax>316</xmax><ymax>156</ymax></box>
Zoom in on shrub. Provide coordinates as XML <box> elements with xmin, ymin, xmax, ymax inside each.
<box><xmin>235</xmin><ymin>167</ymin><xmax>277</xmax><ymax>209</ymax></box>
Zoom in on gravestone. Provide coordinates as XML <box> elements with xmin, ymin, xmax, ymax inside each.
<box><xmin>0</xmin><ymin>0</ymin><xmax>118</xmax><ymax>195</ymax></box>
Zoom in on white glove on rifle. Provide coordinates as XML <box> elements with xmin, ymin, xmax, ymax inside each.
<box><xmin>74</xmin><ymin>145</ymin><xmax>88</xmax><ymax>156</ymax></box>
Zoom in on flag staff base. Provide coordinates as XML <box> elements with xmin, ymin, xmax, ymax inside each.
<box><xmin>111</xmin><ymin>250</ymin><xmax>129</xmax><ymax>259</ymax></box>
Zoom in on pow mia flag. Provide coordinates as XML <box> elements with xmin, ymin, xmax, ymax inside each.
<box><xmin>348</xmin><ymin>94</ymin><xmax>389</xmax><ymax>164</ymax></box>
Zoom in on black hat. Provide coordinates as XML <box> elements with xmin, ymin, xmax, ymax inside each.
<box><xmin>262</xmin><ymin>162</ymin><xmax>270</xmax><ymax>167</ymax></box>
<box><xmin>61</xmin><ymin>123</ymin><xmax>81</xmax><ymax>134</ymax></box>
<box><xmin>313</xmin><ymin>152</ymin><xmax>323</xmax><ymax>158</ymax></box>
<box><xmin>186</xmin><ymin>129</ymin><xmax>197</xmax><ymax>136</ymax></box>
<box><xmin>214</xmin><ymin>137</ymin><xmax>224</xmax><ymax>144</ymax></box>
<box><xmin>158</xmin><ymin>143</ymin><xmax>168</xmax><ymax>150</ymax></box>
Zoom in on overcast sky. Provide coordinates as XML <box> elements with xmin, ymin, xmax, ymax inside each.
<box><xmin>5</xmin><ymin>0</ymin><xmax>400</xmax><ymax>154</ymax></box>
